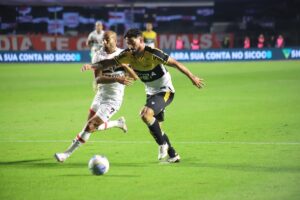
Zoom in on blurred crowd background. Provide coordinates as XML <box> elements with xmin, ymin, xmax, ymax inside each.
<box><xmin>1</xmin><ymin>0</ymin><xmax>300</xmax><ymax>50</ymax></box>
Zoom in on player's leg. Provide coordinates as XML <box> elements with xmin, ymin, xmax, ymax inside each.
<box><xmin>140</xmin><ymin>106</ymin><xmax>165</xmax><ymax>144</ymax></box>
<box><xmin>55</xmin><ymin>102</ymin><xmax>127</xmax><ymax>162</ymax></box>
<box><xmin>141</xmin><ymin>92</ymin><xmax>177</xmax><ymax>160</ymax></box>
<box><xmin>96</xmin><ymin>103</ymin><xmax>127</xmax><ymax>133</ymax></box>
<box><xmin>157</xmin><ymin>113</ymin><xmax>176</xmax><ymax>156</ymax></box>
<box><xmin>55</xmin><ymin>92</ymin><xmax>101</xmax><ymax>162</ymax></box>
<box><xmin>87</xmin><ymin>109</ymin><xmax>96</xmax><ymax>120</ymax></box>
<box><xmin>140</xmin><ymin>106</ymin><xmax>169</xmax><ymax>160</ymax></box>
<box><xmin>156</xmin><ymin>93</ymin><xmax>180</xmax><ymax>163</ymax></box>
<box><xmin>152</xmin><ymin>92</ymin><xmax>180</xmax><ymax>162</ymax></box>
<box><xmin>89</xmin><ymin>110</ymin><xmax>127</xmax><ymax>133</ymax></box>
<box><xmin>54</xmin><ymin>115</ymin><xmax>103</xmax><ymax>162</ymax></box>
<box><xmin>97</xmin><ymin>117</ymin><xmax>127</xmax><ymax>133</ymax></box>
<box><xmin>158</xmin><ymin>119</ymin><xmax>180</xmax><ymax>163</ymax></box>
<box><xmin>90</xmin><ymin>93</ymin><xmax>127</xmax><ymax>132</ymax></box>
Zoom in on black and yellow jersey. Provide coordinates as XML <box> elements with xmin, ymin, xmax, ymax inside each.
<box><xmin>114</xmin><ymin>46</ymin><xmax>168</xmax><ymax>71</ymax></box>
<box><xmin>142</xmin><ymin>30</ymin><xmax>157</xmax><ymax>48</ymax></box>
<box><xmin>114</xmin><ymin>46</ymin><xmax>175</xmax><ymax>95</ymax></box>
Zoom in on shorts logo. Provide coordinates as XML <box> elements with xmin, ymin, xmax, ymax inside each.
<box><xmin>109</xmin><ymin>107</ymin><xmax>116</xmax><ymax>114</ymax></box>
<box><xmin>151</xmin><ymin>102</ymin><xmax>155</xmax><ymax>105</ymax></box>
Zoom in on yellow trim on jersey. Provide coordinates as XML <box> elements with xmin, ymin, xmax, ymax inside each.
<box><xmin>164</xmin><ymin>91</ymin><xmax>171</xmax><ymax>102</ymax></box>
<box><xmin>142</xmin><ymin>31</ymin><xmax>157</xmax><ymax>40</ymax></box>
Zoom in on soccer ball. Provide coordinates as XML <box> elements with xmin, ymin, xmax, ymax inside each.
<box><xmin>88</xmin><ymin>155</ymin><xmax>110</xmax><ymax>175</ymax></box>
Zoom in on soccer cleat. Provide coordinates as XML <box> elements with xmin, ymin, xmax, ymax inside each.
<box><xmin>167</xmin><ymin>154</ymin><xmax>181</xmax><ymax>163</ymax></box>
<box><xmin>118</xmin><ymin>116</ymin><xmax>128</xmax><ymax>133</ymax></box>
<box><xmin>158</xmin><ymin>143</ymin><xmax>169</xmax><ymax>160</ymax></box>
<box><xmin>54</xmin><ymin>153</ymin><xmax>69</xmax><ymax>163</ymax></box>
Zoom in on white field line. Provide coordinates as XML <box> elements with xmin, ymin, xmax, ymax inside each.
<box><xmin>0</xmin><ymin>140</ymin><xmax>300</xmax><ymax>145</ymax></box>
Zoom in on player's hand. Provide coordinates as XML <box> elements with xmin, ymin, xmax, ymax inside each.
<box><xmin>116</xmin><ymin>77</ymin><xmax>134</xmax><ymax>86</ymax></box>
<box><xmin>81</xmin><ymin>64</ymin><xmax>93</xmax><ymax>72</ymax></box>
<box><xmin>191</xmin><ymin>75</ymin><xmax>205</xmax><ymax>88</ymax></box>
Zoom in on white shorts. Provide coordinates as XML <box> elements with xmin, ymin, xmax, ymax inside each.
<box><xmin>90</xmin><ymin>101</ymin><xmax>120</xmax><ymax>122</ymax></box>
<box><xmin>90</xmin><ymin>91</ymin><xmax>121</xmax><ymax>122</ymax></box>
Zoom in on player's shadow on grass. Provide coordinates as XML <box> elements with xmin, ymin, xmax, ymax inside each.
<box><xmin>0</xmin><ymin>158</ymin><xmax>86</xmax><ymax>168</ymax></box>
<box><xmin>112</xmin><ymin>162</ymin><xmax>154</xmax><ymax>168</ymax></box>
<box><xmin>0</xmin><ymin>158</ymin><xmax>50</xmax><ymax>165</ymax></box>
<box><xmin>107</xmin><ymin>174</ymin><xmax>140</xmax><ymax>178</ymax></box>
<box><xmin>60</xmin><ymin>174</ymin><xmax>140</xmax><ymax>178</ymax></box>
<box><xmin>183</xmin><ymin>159</ymin><xmax>300</xmax><ymax>173</ymax></box>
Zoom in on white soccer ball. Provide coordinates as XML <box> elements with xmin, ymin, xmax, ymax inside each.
<box><xmin>88</xmin><ymin>155</ymin><xmax>110</xmax><ymax>175</ymax></box>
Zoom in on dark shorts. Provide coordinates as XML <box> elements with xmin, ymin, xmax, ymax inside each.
<box><xmin>145</xmin><ymin>92</ymin><xmax>175</xmax><ymax>122</ymax></box>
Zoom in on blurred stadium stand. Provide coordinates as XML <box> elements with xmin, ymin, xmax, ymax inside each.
<box><xmin>1</xmin><ymin>0</ymin><xmax>300</xmax><ymax>48</ymax></box>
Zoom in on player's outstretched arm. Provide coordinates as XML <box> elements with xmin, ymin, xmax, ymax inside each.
<box><xmin>167</xmin><ymin>57</ymin><xmax>205</xmax><ymax>89</ymax></box>
<box><xmin>95</xmin><ymin>73</ymin><xmax>133</xmax><ymax>86</ymax></box>
<box><xmin>94</xmin><ymin>68</ymin><xmax>134</xmax><ymax>86</ymax></box>
<box><xmin>81</xmin><ymin>59</ymin><xmax>117</xmax><ymax>72</ymax></box>
<box><xmin>121</xmin><ymin>64</ymin><xmax>139</xmax><ymax>81</ymax></box>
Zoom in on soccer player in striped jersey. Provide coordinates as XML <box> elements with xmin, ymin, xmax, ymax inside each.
<box><xmin>82</xmin><ymin>29</ymin><xmax>204</xmax><ymax>163</ymax></box>
<box><xmin>55</xmin><ymin>31</ymin><xmax>138</xmax><ymax>162</ymax></box>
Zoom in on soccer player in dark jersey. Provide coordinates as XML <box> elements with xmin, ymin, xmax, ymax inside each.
<box><xmin>82</xmin><ymin>29</ymin><xmax>204</xmax><ymax>163</ymax></box>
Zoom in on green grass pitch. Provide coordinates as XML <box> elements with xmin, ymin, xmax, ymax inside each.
<box><xmin>0</xmin><ymin>61</ymin><xmax>300</xmax><ymax>200</ymax></box>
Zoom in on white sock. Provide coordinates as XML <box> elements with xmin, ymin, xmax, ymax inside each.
<box><xmin>98</xmin><ymin>120</ymin><xmax>120</xmax><ymax>131</ymax></box>
<box><xmin>64</xmin><ymin>131</ymin><xmax>91</xmax><ymax>155</ymax></box>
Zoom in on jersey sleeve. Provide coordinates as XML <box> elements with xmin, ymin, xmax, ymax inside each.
<box><xmin>92</xmin><ymin>51</ymin><xmax>101</xmax><ymax>64</ymax></box>
<box><xmin>91</xmin><ymin>54</ymin><xmax>97</xmax><ymax>64</ymax></box>
<box><xmin>114</xmin><ymin>49</ymin><xmax>131</xmax><ymax>65</ymax></box>
<box><xmin>150</xmin><ymin>48</ymin><xmax>169</xmax><ymax>65</ymax></box>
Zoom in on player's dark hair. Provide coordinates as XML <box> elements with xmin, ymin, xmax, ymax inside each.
<box><xmin>124</xmin><ymin>29</ymin><xmax>143</xmax><ymax>38</ymax></box>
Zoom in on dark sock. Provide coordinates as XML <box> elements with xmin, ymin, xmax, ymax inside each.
<box><xmin>168</xmin><ymin>147</ymin><xmax>176</xmax><ymax>158</ymax></box>
<box><xmin>163</xmin><ymin>133</ymin><xmax>176</xmax><ymax>157</ymax></box>
<box><xmin>148</xmin><ymin>119</ymin><xmax>165</xmax><ymax>145</ymax></box>
<box><xmin>163</xmin><ymin>133</ymin><xmax>171</xmax><ymax>147</ymax></box>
